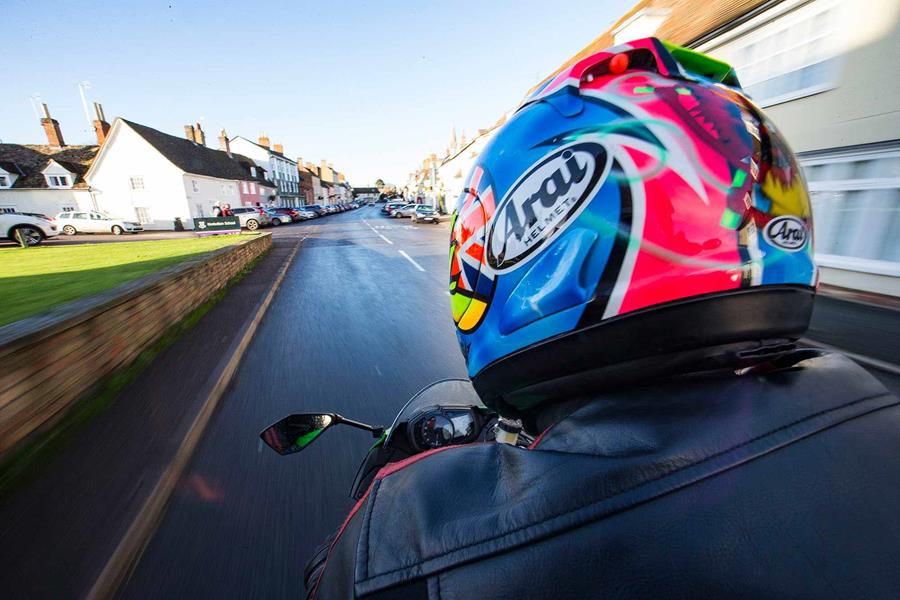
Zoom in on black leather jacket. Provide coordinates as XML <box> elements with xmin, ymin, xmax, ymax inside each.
<box><xmin>313</xmin><ymin>351</ymin><xmax>900</xmax><ymax>599</ymax></box>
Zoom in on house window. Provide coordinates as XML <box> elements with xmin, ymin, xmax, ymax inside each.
<box><xmin>48</xmin><ymin>175</ymin><xmax>69</xmax><ymax>187</ymax></box>
<box><xmin>0</xmin><ymin>206</ymin><xmax>17</xmax><ymax>214</ymax></box>
<box><xmin>135</xmin><ymin>207</ymin><xmax>152</xmax><ymax>224</ymax></box>
<box><xmin>803</xmin><ymin>147</ymin><xmax>900</xmax><ymax>273</ymax></box>
<box><xmin>0</xmin><ymin>175</ymin><xmax>10</xmax><ymax>187</ymax></box>
<box><xmin>60</xmin><ymin>205</ymin><xmax>75</xmax><ymax>212</ymax></box>
<box><xmin>703</xmin><ymin>0</ymin><xmax>841</xmax><ymax>107</ymax></box>
<box><xmin>241</xmin><ymin>181</ymin><xmax>248</xmax><ymax>194</ymax></box>
<box><xmin>192</xmin><ymin>179</ymin><xmax>199</xmax><ymax>192</ymax></box>
<box><xmin>130</xmin><ymin>176</ymin><xmax>144</xmax><ymax>190</ymax></box>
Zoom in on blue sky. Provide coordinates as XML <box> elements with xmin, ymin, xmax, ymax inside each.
<box><xmin>2</xmin><ymin>0</ymin><xmax>633</xmax><ymax>185</ymax></box>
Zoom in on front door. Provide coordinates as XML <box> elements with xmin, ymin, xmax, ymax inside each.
<box><xmin>88</xmin><ymin>212</ymin><xmax>108</xmax><ymax>233</ymax></box>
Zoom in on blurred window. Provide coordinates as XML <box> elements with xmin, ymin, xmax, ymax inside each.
<box><xmin>0</xmin><ymin>206</ymin><xmax>17</xmax><ymax>214</ymax></box>
<box><xmin>135</xmin><ymin>207</ymin><xmax>151</xmax><ymax>223</ymax></box>
<box><xmin>129</xmin><ymin>176</ymin><xmax>144</xmax><ymax>190</ymax></box>
<box><xmin>0</xmin><ymin>175</ymin><xmax>9</xmax><ymax>187</ymax></box>
<box><xmin>700</xmin><ymin>0</ymin><xmax>843</xmax><ymax>107</ymax></box>
<box><xmin>802</xmin><ymin>146</ymin><xmax>900</xmax><ymax>274</ymax></box>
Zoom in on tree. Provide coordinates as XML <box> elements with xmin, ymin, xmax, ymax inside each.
<box><xmin>375</xmin><ymin>178</ymin><xmax>385</xmax><ymax>188</ymax></box>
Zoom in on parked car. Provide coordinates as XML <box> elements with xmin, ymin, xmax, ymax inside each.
<box><xmin>56</xmin><ymin>211</ymin><xmax>143</xmax><ymax>235</ymax></box>
<box><xmin>290</xmin><ymin>208</ymin><xmax>317</xmax><ymax>220</ymax></box>
<box><xmin>231</xmin><ymin>206</ymin><xmax>272</xmax><ymax>231</ymax></box>
<box><xmin>392</xmin><ymin>203</ymin><xmax>419</xmax><ymax>218</ymax></box>
<box><xmin>21</xmin><ymin>212</ymin><xmax>53</xmax><ymax>221</ymax></box>
<box><xmin>411</xmin><ymin>205</ymin><xmax>440</xmax><ymax>224</ymax></box>
<box><xmin>302</xmin><ymin>204</ymin><xmax>326</xmax><ymax>216</ymax></box>
<box><xmin>264</xmin><ymin>208</ymin><xmax>292</xmax><ymax>226</ymax></box>
<box><xmin>382</xmin><ymin>201</ymin><xmax>407</xmax><ymax>215</ymax></box>
<box><xmin>1</xmin><ymin>212</ymin><xmax>59</xmax><ymax>246</ymax></box>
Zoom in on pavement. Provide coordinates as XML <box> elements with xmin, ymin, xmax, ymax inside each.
<box><xmin>0</xmin><ymin>205</ymin><xmax>896</xmax><ymax>599</ymax></box>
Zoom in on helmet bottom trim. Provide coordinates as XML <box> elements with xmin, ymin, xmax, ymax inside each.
<box><xmin>471</xmin><ymin>285</ymin><xmax>815</xmax><ymax>414</ymax></box>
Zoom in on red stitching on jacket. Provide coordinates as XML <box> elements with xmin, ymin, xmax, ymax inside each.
<box><xmin>528</xmin><ymin>420</ymin><xmax>560</xmax><ymax>449</ymax></box>
<box><xmin>310</xmin><ymin>487</ymin><xmax>371</xmax><ymax>599</ymax></box>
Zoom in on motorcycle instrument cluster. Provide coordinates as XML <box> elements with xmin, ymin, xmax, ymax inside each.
<box><xmin>408</xmin><ymin>408</ymin><xmax>478</xmax><ymax>450</ymax></box>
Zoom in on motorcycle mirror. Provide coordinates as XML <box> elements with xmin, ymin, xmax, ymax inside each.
<box><xmin>260</xmin><ymin>413</ymin><xmax>337</xmax><ymax>455</ymax></box>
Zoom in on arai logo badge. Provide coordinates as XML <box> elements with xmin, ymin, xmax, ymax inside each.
<box><xmin>763</xmin><ymin>216</ymin><xmax>808</xmax><ymax>252</ymax></box>
<box><xmin>487</xmin><ymin>141</ymin><xmax>609</xmax><ymax>271</ymax></box>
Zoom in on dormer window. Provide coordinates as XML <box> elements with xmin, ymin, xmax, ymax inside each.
<box><xmin>42</xmin><ymin>160</ymin><xmax>74</xmax><ymax>188</ymax></box>
<box><xmin>0</xmin><ymin>175</ymin><xmax>10</xmax><ymax>188</ymax></box>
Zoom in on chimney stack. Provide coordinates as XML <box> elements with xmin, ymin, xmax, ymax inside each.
<box><xmin>184</xmin><ymin>124</ymin><xmax>196</xmax><ymax>142</ymax></box>
<box><xmin>258</xmin><ymin>134</ymin><xmax>270</xmax><ymax>149</ymax></box>
<box><xmin>219</xmin><ymin>129</ymin><xmax>232</xmax><ymax>157</ymax></box>
<box><xmin>194</xmin><ymin>122</ymin><xmax>206</xmax><ymax>146</ymax></box>
<box><xmin>92</xmin><ymin>102</ymin><xmax>111</xmax><ymax>145</ymax></box>
<box><xmin>273</xmin><ymin>143</ymin><xmax>284</xmax><ymax>154</ymax></box>
<box><xmin>40</xmin><ymin>103</ymin><xmax>65</xmax><ymax>148</ymax></box>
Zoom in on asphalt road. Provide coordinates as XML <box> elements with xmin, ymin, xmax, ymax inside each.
<box><xmin>119</xmin><ymin>207</ymin><xmax>466</xmax><ymax>599</ymax></box>
<box><xmin>119</xmin><ymin>206</ymin><xmax>899</xmax><ymax>599</ymax></box>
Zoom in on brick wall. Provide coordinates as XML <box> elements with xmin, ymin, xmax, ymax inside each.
<box><xmin>0</xmin><ymin>233</ymin><xmax>272</xmax><ymax>459</ymax></box>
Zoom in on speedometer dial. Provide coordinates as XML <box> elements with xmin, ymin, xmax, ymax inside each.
<box><xmin>416</xmin><ymin>412</ymin><xmax>455</xmax><ymax>449</ymax></box>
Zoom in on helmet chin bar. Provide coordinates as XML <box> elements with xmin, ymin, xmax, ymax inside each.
<box><xmin>472</xmin><ymin>285</ymin><xmax>815</xmax><ymax>416</ymax></box>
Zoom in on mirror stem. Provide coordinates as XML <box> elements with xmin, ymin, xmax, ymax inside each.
<box><xmin>335</xmin><ymin>415</ymin><xmax>385</xmax><ymax>438</ymax></box>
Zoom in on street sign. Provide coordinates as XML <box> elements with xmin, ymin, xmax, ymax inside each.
<box><xmin>193</xmin><ymin>217</ymin><xmax>241</xmax><ymax>235</ymax></box>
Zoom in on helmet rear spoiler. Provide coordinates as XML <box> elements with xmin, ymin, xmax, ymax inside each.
<box><xmin>661</xmin><ymin>40</ymin><xmax>741</xmax><ymax>87</ymax></box>
<box><xmin>522</xmin><ymin>37</ymin><xmax>742</xmax><ymax>111</ymax></box>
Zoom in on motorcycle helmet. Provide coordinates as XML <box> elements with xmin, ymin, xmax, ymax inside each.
<box><xmin>449</xmin><ymin>38</ymin><xmax>816</xmax><ymax>414</ymax></box>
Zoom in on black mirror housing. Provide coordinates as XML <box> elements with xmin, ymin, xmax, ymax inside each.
<box><xmin>260</xmin><ymin>413</ymin><xmax>337</xmax><ymax>455</ymax></box>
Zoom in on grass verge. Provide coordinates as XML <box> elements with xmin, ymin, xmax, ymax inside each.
<box><xmin>0</xmin><ymin>247</ymin><xmax>270</xmax><ymax>498</ymax></box>
<box><xmin>0</xmin><ymin>235</ymin><xmax>251</xmax><ymax>327</ymax></box>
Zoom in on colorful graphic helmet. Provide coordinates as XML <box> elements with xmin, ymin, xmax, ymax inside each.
<box><xmin>450</xmin><ymin>38</ymin><xmax>816</xmax><ymax>413</ymax></box>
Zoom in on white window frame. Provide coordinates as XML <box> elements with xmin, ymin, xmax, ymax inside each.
<box><xmin>695</xmin><ymin>0</ymin><xmax>844</xmax><ymax>107</ymax></box>
<box><xmin>192</xmin><ymin>179</ymin><xmax>199</xmax><ymax>193</ymax></box>
<box><xmin>0</xmin><ymin>205</ymin><xmax>17</xmax><ymax>214</ymax></box>
<box><xmin>129</xmin><ymin>176</ymin><xmax>144</xmax><ymax>190</ymax></box>
<box><xmin>802</xmin><ymin>146</ymin><xmax>900</xmax><ymax>275</ymax></box>
<box><xmin>241</xmin><ymin>181</ymin><xmax>249</xmax><ymax>194</ymax></box>
<box><xmin>134</xmin><ymin>207</ymin><xmax>152</xmax><ymax>224</ymax></box>
<box><xmin>0</xmin><ymin>175</ymin><xmax>10</xmax><ymax>188</ymax></box>
<box><xmin>47</xmin><ymin>175</ymin><xmax>70</xmax><ymax>188</ymax></box>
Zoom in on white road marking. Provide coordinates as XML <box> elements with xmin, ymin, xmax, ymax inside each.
<box><xmin>398</xmin><ymin>250</ymin><xmax>426</xmax><ymax>272</ymax></box>
<box><xmin>362</xmin><ymin>218</ymin><xmax>393</xmax><ymax>244</ymax></box>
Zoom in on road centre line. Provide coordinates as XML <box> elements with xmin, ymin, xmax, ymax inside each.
<box><xmin>362</xmin><ymin>218</ymin><xmax>393</xmax><ymax>245</ymax></box>
<box><xmin>398</xmin><ymin>250</ymin><xmax>427</xmax><ymax>272</ymax></box>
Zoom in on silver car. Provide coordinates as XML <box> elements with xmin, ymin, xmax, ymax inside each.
<box><xmin>230</xmin><ymin>207</ymin><xmax>272</xmax><ymax>231</ymax></box>
<box><xmin>392</xmin><ymin>203</ymin><xmax>419</xmax><ymax>218</ymax></box>
<box><xmin>2</xmin><ymin>212</ymin><xmax>60</xmax><ymax>246</ymax></box>
<box><xmin>263</xmin><ymin>209</ymin><xmax>292</xmax><ymax>226</ymax></box>
<box><xmin>57</xmin><ymin>211</ymin><xmax>143</xmax><ymax>235</ymax></box>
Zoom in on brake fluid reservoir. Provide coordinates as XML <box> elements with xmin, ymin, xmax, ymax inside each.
<box><xmin>495</xmin><ymin>418</ymin><xmax>522</xmax><ymax>446</ymax></box>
